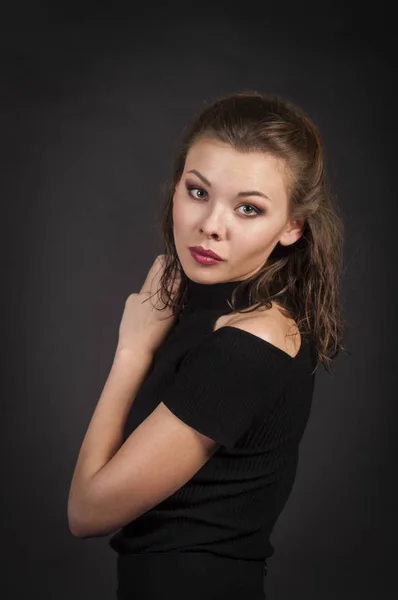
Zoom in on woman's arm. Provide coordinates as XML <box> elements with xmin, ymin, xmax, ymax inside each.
<box><xmin>68</xmin><ymin>254</ymin><xmax>179</xmax><ymax>536</ymax></box>
<box><xmin>67</xmin><ymin>347</ymin><xmax>153</xmax><ymax>536</ymax></box>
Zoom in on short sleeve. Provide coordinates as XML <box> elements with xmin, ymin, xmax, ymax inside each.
<box><xmin>160</xmin><ymin>327</ymin><xmax>294</xmax><ymax>449</ymax></box>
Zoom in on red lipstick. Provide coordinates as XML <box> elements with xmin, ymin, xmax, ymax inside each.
<box><xmin>189</xmin><ymin>246</ymin><xmax>224</xmax><ymax>265</ymax></box>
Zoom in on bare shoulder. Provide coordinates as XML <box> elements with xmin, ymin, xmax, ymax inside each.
<box><xmin>214</xmin><ymin>303</ymin><xmax>301</xmax><ymax>359</ymax></box>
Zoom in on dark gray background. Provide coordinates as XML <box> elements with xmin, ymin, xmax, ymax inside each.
<box><xmin>2</xmin><ymin>3</ymin><xmax>397</xmax><ymax>599</ymax></box>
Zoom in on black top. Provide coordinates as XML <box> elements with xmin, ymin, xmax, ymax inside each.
<box><xmin>109</xmin><ymin>275</ymin><xmax>316</xmax><ymax>565</ymax></box>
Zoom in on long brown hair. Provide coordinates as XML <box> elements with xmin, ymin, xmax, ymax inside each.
<box><xmin>153</xmin><ymin>90</ymin><xmax>349</xmax><ymax>375</ymax></box>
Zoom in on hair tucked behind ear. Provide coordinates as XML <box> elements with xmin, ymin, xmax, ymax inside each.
<box><xmin>153</xmin><ymin>90</ymin><xmax>349</xmax><ymax>375</ymax></box>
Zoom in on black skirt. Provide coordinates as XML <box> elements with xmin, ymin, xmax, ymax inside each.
<box><xmin>116</xmin><ymin>552</ymin><xmax>267</xmax><ymax>599</ymax></box>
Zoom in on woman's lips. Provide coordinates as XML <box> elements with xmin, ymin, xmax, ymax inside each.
<box><xmin>189</xmin><ymin>248</ymin><xmax>223</xmax><ymax>265</ymax></box>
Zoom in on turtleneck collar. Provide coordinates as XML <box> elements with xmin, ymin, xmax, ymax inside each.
<box><xmin>183</xmin><ymin>276</ymin><xmax>254</xmax><ymax>314</ymax></box>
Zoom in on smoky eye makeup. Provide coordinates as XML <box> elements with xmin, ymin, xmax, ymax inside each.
<box><xmin>184</xmin><ymin>181</ymin><xmax>265</xmax><ymax>217</ymax></box>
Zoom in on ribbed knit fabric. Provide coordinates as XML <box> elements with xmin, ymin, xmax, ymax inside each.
<box><xmin>109</xmin><ymin>276</ymin><xmax>317</xmax><ymax>569</ymax></box>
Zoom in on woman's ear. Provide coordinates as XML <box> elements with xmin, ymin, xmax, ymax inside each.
<box><xmin>279</xmin><ymin>219</ymin><xmax>305</xmax><ymax>247</ymax></box>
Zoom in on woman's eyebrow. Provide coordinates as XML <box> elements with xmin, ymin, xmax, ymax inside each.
<box><xmin>186</xmin><ymin>169</ymin><xmax>272</xmax><ymax>203</ymax></box>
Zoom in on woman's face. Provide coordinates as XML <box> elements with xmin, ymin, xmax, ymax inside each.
<box><xmin>172</xmin><ymin>137</ymin><xmax>303</xmax><ymax>283</ymax></box>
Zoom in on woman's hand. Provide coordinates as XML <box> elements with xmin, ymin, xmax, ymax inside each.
<box><xmin>116</xmin><ymin>255</ymin><xmax>181</xmax><ymax>357</ymax></box>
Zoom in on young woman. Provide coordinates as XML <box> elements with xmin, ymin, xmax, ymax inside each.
<box><xmin>68</xmin><ymin>91</ymin><xmax>347</xmax><ymax>599</ymax></box>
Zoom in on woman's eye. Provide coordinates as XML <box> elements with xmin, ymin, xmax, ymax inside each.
<box><xmin>185</xmin><ymin>184</ymin><xmax>263</xmax><ymax>217</ymax></box>
<box><xmin>237</xmin><ymin>205</ymin><xmax>261</xmax><ymax>217</ymax></box>
<box><xmin>186</xmin><ymin>185</ymin><xmax>207</xmax><ymax>200</ymax></box>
